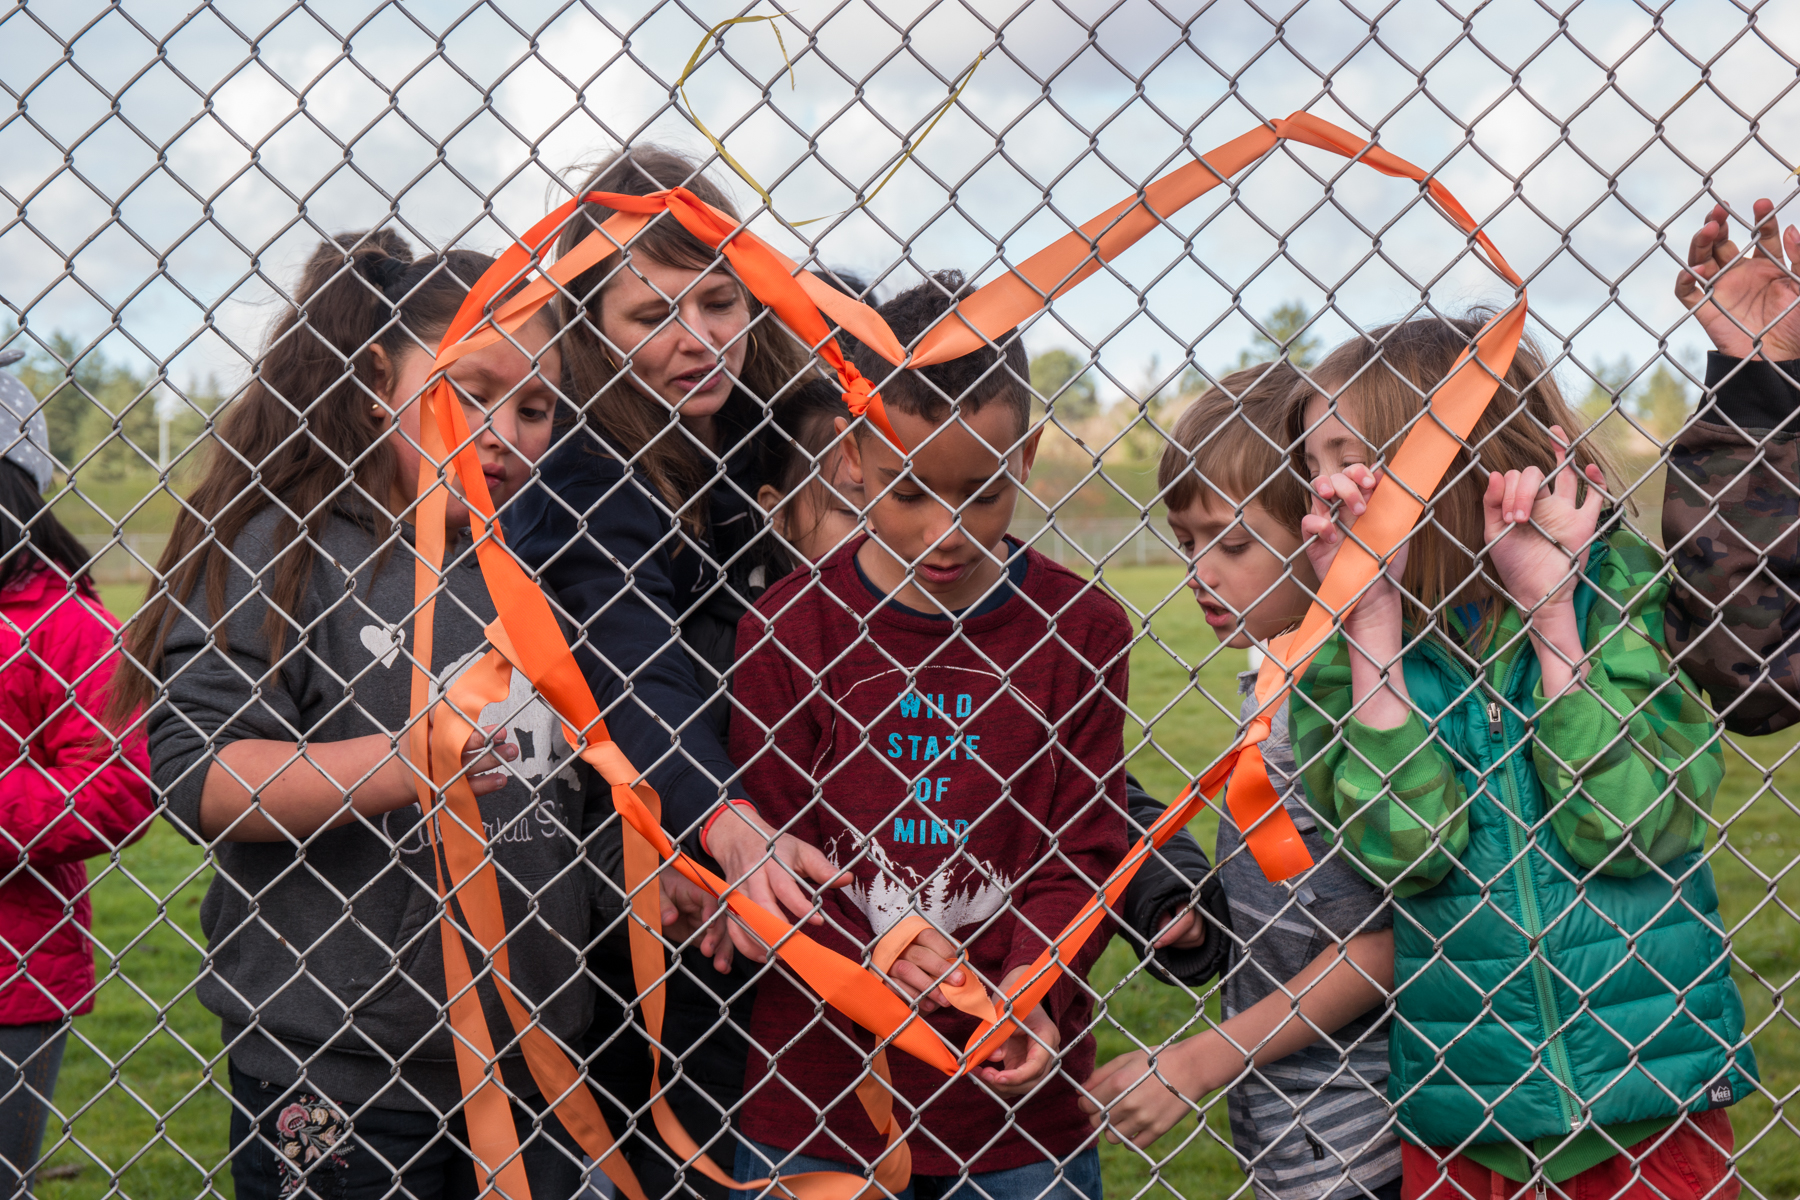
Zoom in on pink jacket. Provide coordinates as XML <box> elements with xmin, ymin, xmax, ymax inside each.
<box><xmin>0</xmin><ymin>565</ymin><xmax>152</xmax><ymax>1025</ymax></box>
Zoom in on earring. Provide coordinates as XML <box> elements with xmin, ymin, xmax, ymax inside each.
<box><xmin>747</xmin><ymin>330</ymin><xmax>760</xmax><ymax>362</ymax></box>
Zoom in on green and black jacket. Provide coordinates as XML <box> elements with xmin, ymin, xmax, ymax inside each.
<box><xmin>1293</xmin><ymin>529</ymin><xmax>1757</xmax><ymax>1151</ymax></box>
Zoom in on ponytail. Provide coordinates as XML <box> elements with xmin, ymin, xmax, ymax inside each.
<box><xmin>111</xmin><ymin>231</ymin><xmax>497</xmax><ymax>724</ymax></box>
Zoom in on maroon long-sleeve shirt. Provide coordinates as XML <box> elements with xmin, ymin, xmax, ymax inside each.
<box><xmin>728</xmin><ymin>539</ymin><xmax>1131</xmax><ymax>1174</ymax></box>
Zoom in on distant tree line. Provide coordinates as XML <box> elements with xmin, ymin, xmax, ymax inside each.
<box><xmin>1</xmin><ymin>329</ymin><xmax>222</xmax><ymax>485</ymax></box>
<box><xmin>1025</xmin><ymin>301</ymin><xmax>1690</xmax><ymax>442</ymax></box>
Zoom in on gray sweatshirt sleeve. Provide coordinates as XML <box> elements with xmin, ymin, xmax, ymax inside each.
<box><xmin>147</xmin><ymin>528</ymin><xmax>332</xmax><ymax>842</ymax></box>
<box><xmin>1118</xmin><ymin>773</ymin><xmax>1232</xmax><ymax>987</ymax></box>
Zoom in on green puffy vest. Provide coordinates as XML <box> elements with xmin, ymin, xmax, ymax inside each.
<box><xmin>1297</xmin><ymin>535</ymin><xmax>1758</xmax><ymax>1148</ymax></box>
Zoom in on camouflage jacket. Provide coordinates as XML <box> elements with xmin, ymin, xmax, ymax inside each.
<box><xmin>1664</xmin><ymin>353</ymin><xmax>1800</xmax><ymax>735</ymax></box>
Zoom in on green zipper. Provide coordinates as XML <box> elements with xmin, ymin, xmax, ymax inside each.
<box><xmin>1485</xmin><ymin>690</ymin><xmax>1581</xmax><ymax>1132</ymax></box>
<box><xmin>1422</xmin><ymin>634</ymin><xmax>1581</xmax><ymax>1132</ymax></box>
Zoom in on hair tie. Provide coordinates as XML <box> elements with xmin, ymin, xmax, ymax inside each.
<box><xmin>362</xmin><ymin>253</ymin><xmax>413</xmax><ymax>301</ymax></box>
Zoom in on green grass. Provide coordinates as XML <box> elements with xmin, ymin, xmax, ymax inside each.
<box><xmin>96</xmin><ymin>584</ymin><xmax>146</xmax><ymax>619</ymax></box>
<box><xmin>41</xmin><ymin>566</ymin><xmax>1796</xmax><ymax>1200</ymax></box>
<box><xmin>1086</xmin><ymin>566</ymin><xmax>1260</xmax><ymax>1199</ymax></box>
<box><xmin>38</xmin><ymin>820</ymin><xmax>231</xmax><ymax>1200</ymax></box>
<box><xmin>40</xmin><ymin>582</ymin><xmax>228</xmax><ymax>1200</ymax></box>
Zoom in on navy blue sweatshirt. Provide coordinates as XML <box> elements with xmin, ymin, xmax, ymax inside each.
<box><xmin>505</xmin><ymin>430</ymin><xmax>755</xmax><ymax>841</ymax></box>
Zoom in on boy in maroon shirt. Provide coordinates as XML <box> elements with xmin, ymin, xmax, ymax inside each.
<box><xmin>726</xmin><ymin>272</ymin><xmax>1130</xmax><ymax>1200</ymax></box>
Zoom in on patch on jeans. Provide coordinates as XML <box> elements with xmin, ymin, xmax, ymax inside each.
<box><xmin>271</xmin><ymin>1093</ymin><xmax>351</xmax><ymax>1198</ymax></box>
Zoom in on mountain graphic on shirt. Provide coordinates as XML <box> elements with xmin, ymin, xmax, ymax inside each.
<box><xmin>834</xmin><ymin>836</ymin><xmax>1012</xmax><ymax>939</ymax></box>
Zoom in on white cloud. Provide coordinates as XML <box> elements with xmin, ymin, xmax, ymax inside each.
<box><xmin>2</xmin><ymin>0</ymin><xmax>1795</xmax><ymax>404</ymax></box>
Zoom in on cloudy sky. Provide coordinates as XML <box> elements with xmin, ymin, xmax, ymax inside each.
<box><xmin>3</xmin><ymin>0</ymin><xmax>1797</xmax><ymax>410</ymax></box>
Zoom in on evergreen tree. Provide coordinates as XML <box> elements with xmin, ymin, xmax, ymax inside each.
<box><xmin>1236</xmin><ymin>301</ymin><xmax>1321</xmax><ymax>370</ymax></box>
<box><xmin>68</xmin><ymin>353</ymin><xmax>160</xmax><ymax>483</ymax></box>
<box><xmin>1579</xmin><ymin>356</ymin><xmax>1634</xmax><ymax>421</ymax></box>
<box><xmin>1029</xmin><ymin>347</ymin><xmax>1099</xmax><ymax>420</ymax></box>
<box><xmin>1633</xmin><ymin>363</ymin><xmax>1690</xmax><ymax>440</ymax></box>
<box><xmin>10</xmin><ymin>331</ymin><xmax>117</xmax><ymax>469</ymax></box>
<box><xmin>4</xmin><ymin>329</ymin><xmax>214</xmax><ymax>482</ymax></box>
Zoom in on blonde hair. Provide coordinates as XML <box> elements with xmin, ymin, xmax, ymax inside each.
<box><xmin>1158</xmin><ymin>362</ymin><xmax>1309</xmax><ymax>531</ymax></box>
<box><xmin>1289</xmin><ymin>315</ymin><xmax>1615</xmax><ymax>625</ymax></box>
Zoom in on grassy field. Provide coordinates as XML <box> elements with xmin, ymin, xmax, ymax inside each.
<box><xmin>38</xmin><ymin>569</ymin><xmax>1798</xmax><ymax>1200</ymax></box>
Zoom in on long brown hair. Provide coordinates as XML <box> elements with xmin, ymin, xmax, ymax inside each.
<box><xmin>1290</xmin><ymin>314</ymin><xmax>1616</xmax><ymax>628</ymax></box>
<box><xmin>557</xmin><ymin>146</ymin><xmax>810</xmax><ymax>535</ymax></box>
<box><xmin>112</xmin><ymin>231</ymin><xmax>503</xmax><ymax>721</ymax></box>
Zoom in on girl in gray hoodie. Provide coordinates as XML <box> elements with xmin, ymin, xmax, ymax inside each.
<box><xmin>117</xmin><ymin>230</ymin><xmax>611</xmax><ymax>1200</ymax></box>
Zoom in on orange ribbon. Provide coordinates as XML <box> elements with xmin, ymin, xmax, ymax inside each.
<box><xmin>410</xmin><ymin>371</ymin><xmax>923</xmax><ymax>1200</ymax></box>
<box><xmin>404</xmin><ymin>110</ymin><xmax>1525</xmax><ymax>1199</ymax></box>
<box><xmin>871</xmin><ymin>914</ymin><xmax>1000</xmax><ymax>1025</ymax></box>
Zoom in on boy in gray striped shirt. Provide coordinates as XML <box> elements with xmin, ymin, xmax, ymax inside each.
<box><xmin>1081</xmin><ymin>364</ymin><xmax>1400</xmax><ymax>1200</ymax></box>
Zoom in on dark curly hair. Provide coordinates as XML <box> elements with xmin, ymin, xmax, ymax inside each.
<box><xmin>848</xmin><ymin>271</ymin><xmax>1030</xmax><ymax>438</ymax></box>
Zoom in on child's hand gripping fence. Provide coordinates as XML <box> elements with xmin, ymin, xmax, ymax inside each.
<box><xmin>403</xmin><ymin>110</ymin><xmax>1527</xmax><ymax>1200</ymax></box>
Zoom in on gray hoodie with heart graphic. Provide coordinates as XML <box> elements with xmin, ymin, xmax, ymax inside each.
<box><xmin>149</xmin><ymin>503</ymin><xmax>619</xmax><ymax>1113</ymax></box>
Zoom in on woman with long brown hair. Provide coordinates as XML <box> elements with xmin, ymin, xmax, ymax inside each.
<box><xmin>115</xmin><ymin>230</ymin><xmax>606</xmax><ymax>1200</ymax></box>
<box><xmin>504</xmin><ymin>145</ymin><xmax>851</xmax><ymax>1200</ymax></box>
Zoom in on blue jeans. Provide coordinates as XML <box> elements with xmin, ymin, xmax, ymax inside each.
<box><xmin>732</xmin><ymin>1137</ymin><xmax>1101</xmax><ymax>1200</ymax></box>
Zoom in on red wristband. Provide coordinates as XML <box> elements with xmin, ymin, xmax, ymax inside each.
<box><xmin>700</xmin><ymin>799</ymin><xmax>758</xmax><ymax>857</ymax></box>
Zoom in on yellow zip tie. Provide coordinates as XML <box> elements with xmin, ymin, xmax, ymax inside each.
<box><xmin>676</xmin><ymin>13</ymin><xmax>796</xmax><ymax>211</ymax></box>
<box><xmin>791</xmin><ymin>52</ymin><xmax>985</xmax><ymax>227</ymax></box>
<box><xmin>674</xmin><ymin>13</ymin><xmax>983</xmax><ymax>228</ymax></box>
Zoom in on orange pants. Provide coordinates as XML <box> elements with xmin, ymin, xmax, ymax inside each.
<box><xmin>1402</xmin><ymin>1109</ymin><xmax>1737</xmax><ymax>1200</ymax></box>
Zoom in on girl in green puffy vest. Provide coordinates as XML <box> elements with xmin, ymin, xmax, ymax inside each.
<box><xmin>1290</xmin><ymin>317</ymin><xmax>1758</xmax><ymax>1200</ymax></box>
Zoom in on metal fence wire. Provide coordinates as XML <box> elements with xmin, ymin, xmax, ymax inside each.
<box><xmin>2</xmin><ymin>1</ymin><xmax>1798</xmax><ymax>1199</ymax></box>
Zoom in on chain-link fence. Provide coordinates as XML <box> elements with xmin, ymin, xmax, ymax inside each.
<box><xmin>2</xmin><ymin>2</ymin><xmax>1797</xmax><ymax>1199</ymax></box>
